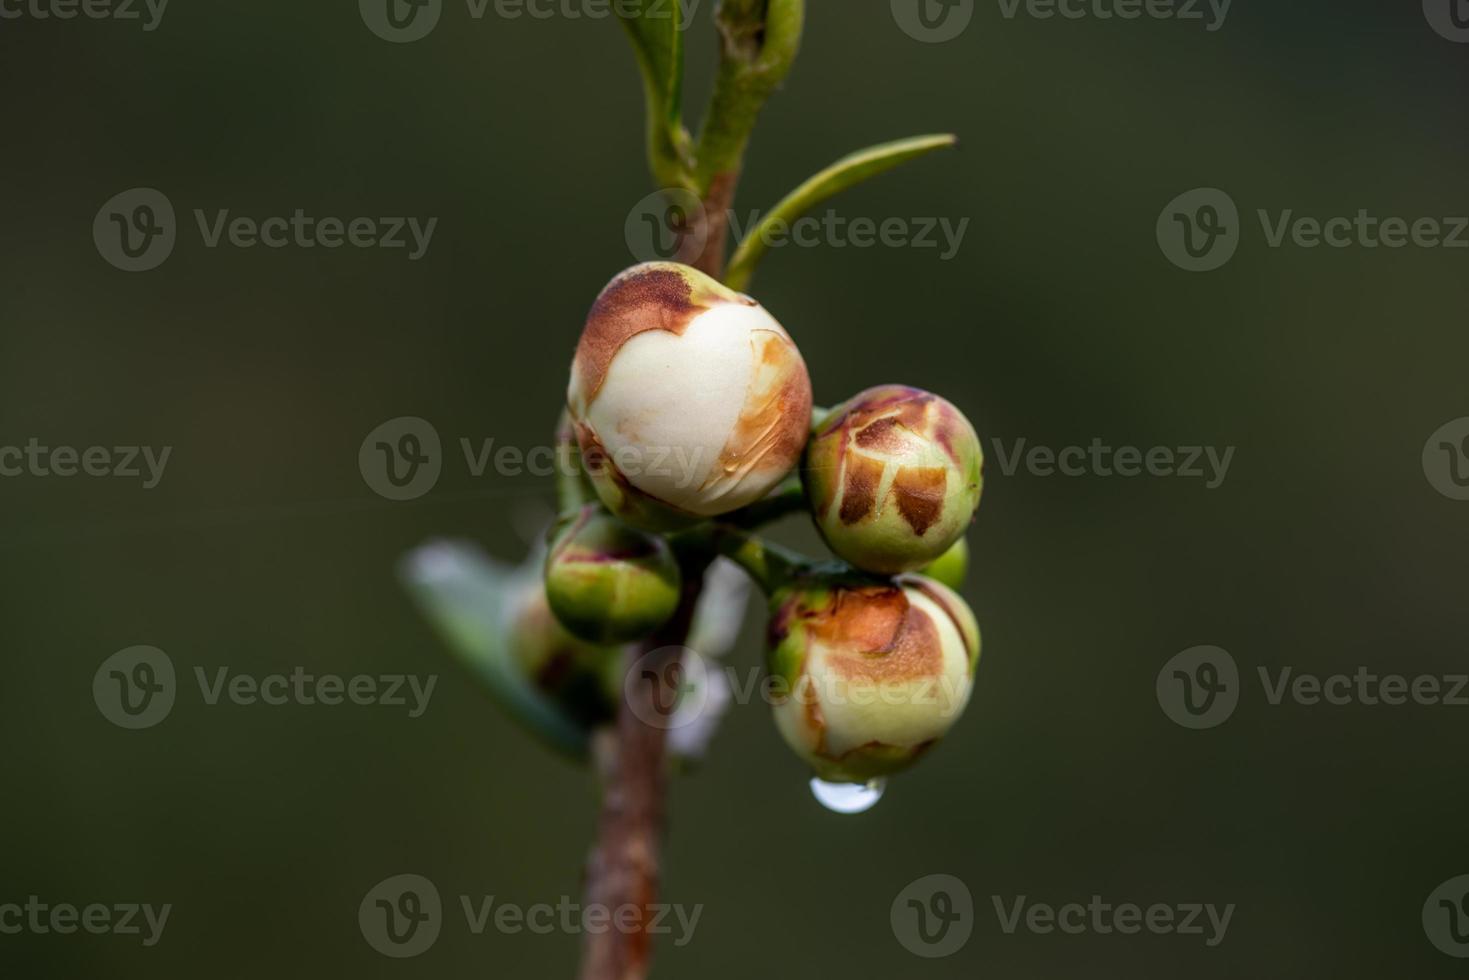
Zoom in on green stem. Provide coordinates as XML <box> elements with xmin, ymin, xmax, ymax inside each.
<box><xmin>695</xmin><ymin>0</ymin><xmax>805</xmax><ymax>193</ymax></box>
<box><xmin>709</xmin><ymin>524</ymin><xmax>808</xmax><ymax>595</ymax></box>
<box><xmin>723</xmin><ymin>480</ymin><xmax>807</xmax><ymax>529</ymax></box>
<box><xmin>682</xmin><ymin>0</ymin><xmax>804</xmax><ymax>277</ymax></box>
<box><xmin>555</xmin><ymin>410</ymin><xmax>594</xmax><ymax>514</ymax></box>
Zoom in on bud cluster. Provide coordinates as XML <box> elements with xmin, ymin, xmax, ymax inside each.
<box><xmin>526</xmin><ymin>262</ymin><xmax>987</xmax><ymax>787</ymax></box>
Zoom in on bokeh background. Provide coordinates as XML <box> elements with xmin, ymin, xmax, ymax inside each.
<box><xmin>3</xmin><ymin>1</ymin><xmax>1468</xmax><ymax>976</ymax></box>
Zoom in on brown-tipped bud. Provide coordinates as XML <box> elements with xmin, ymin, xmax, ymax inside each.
<box><xmin>766</xmin><ymin>573</ymin><xmax>981</xmax><ymax>784</ymax></box>
<box><xmin>804</xmin><ymin>385</ymin><xmax>983</xmax><ymax>574</ymax></box>
<box><xmin>567</xmin><ymin>262</ymin><xmax>814</xmax><ymax>530</ymax></box>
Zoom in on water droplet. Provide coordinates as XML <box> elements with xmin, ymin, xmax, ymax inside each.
<box><xmin>809</xmin><ymin>776</ymin><xmax>886</xmax><ymax>814</ymax></box>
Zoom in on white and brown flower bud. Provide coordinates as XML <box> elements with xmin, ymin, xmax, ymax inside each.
<box><xmin>804</xmin><ymin>385</ymin><xmax>983</xmax><ymax>574</ymax></box>
<box><xmin>766</xmin><ymin>573</ymin><xmax>981</xmax><ymax>784</ymax></box>
<box><xmin>568</xmin><ymin>262</ymin><xmax>814</xmax><ymax>530</ymax></box>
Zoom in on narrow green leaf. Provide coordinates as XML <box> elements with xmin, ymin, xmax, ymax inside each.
<box><xmin>723</xmin><ymin>134</ymin><xmax>958</xmax><ymax>292</ymax></box>
<box><xmin>616</xmin><ymin>1</ymin><xmax>691</xmax><ymax>188</ymax></box>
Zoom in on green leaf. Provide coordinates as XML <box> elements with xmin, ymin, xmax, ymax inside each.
<box><xmin>398</xmin><ymin>540</ymin><xmax>591</xmax><ymax>758</ymax></box>
<box><xmin>723</xmin><ymin>134</ymin><xmax>958</xmax><ymax>292</ymax></box>
<box><xmin>616</xmin><ymin>0</ymin><xmax>691</xmax><ymax>188</ymax></box>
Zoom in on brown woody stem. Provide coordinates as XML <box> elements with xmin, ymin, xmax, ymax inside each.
<box><xmin>577</xmin><ymin>550</ymin><xmax>708</xmax><ymax>980</ymax></box>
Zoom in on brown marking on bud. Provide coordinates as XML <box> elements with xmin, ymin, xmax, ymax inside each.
<box><xmin>839</xmin><ymin>454</ymin><xmax>885</xmax><ymax>525</ymax></box>
<box><xmin>853</xmin><ymin>415</ymin><xmax>906</xmax><ymax>454</ymax></box>
<box><xmin>706</xmin><ymin>331</ymin><xmax>813</xmax><ymax>498</ymax></box>
<box><xmin>929</xmin><ymin>402</ymin><xmax>965</xmax><ymax>467</ymax></box>
<box><xmin>803</xmin><ymin>586</ymin><xmax>944</xmax><ymax>687</ymax></box>
<box><xmin>574</xmin><ymin>266</ymin><xmax>702</xmax><ymax>403</ymax></box>
<box><xmin>809</xmin><ymin>586</ymin><xmax>907</xmax><ymax>651</ymax></box>
<box><xmin>905</xmin><ymin>577</ymin><xmax>979</xmax><ymax>666</ymax></box>
<box><xmin>892</xmin><ymin>466</ymin><xmax>947</xmax><ymax>536</ymax></box>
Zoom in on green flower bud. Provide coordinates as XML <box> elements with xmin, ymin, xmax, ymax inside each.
<box><xmin>544</xmin><ymin>505</ymin><xmax>682</xmax><ymax>644</ymax></box>
<box><xmin>804</xmin><ymin>385</ymin><xmax>983</xmax><ymax>574</ymax></box>
<box><xmin>918</xmin><ymin>536</ymin><xmax>969</xmax><ymax>591</ymax></box>
<box><xmin>766</xmin><ymin>572</ymin><xmax>981</xmax><ymax>784</ymax></box>
<box><xmin>506</xmin><ymin>579</ymin><xmax>621</xmax><ymax>730</ymax></box>
<box><xmin>567</xmin><ymin>262</ymin><xmax>814</xmax><ymax>531</ymax></box>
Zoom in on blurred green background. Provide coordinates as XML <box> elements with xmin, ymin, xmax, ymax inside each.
<box><xmin>3</xmin><ymin>0</ymin><xmax>1467</xmax><ymax>976</ymax></box>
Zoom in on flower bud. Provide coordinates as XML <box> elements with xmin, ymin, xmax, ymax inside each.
<box><xmin>804</xmin><ymin>385</ymin><xmax>983</xmax><ymax>574</ymax></box>
<box><xmin>766</xmin><ymin>573</ymin><xmax>980</xmax><ymax>784</ymax></box>
<box><xmin>506</xmin><ymin>579</ymin><xmax>621</xmax><ymax>730</ymax></box>
<box><xmin>568</xmin><ymin>262</ymin><xmax>814</xmax><ymax>530</ymax></box>
<box><xmin>918</xmin><ymin>536</ymin><xmax>969</xmax><ymax>591</ymax></box>
<box><xmin>544</xmin><ymin>505</ymin><xmax>682</xmax><ymax>644</ymax></box>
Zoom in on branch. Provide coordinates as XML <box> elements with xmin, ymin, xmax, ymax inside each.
<box><xmin>679</xmin><ymin>0</ymin><xmax>805</xmax><ymax>278</ymax></box>
<box><xmin>578</xmin><ymin>548</ymin><xmax>709</xmax><ymax>980</ymax></box>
